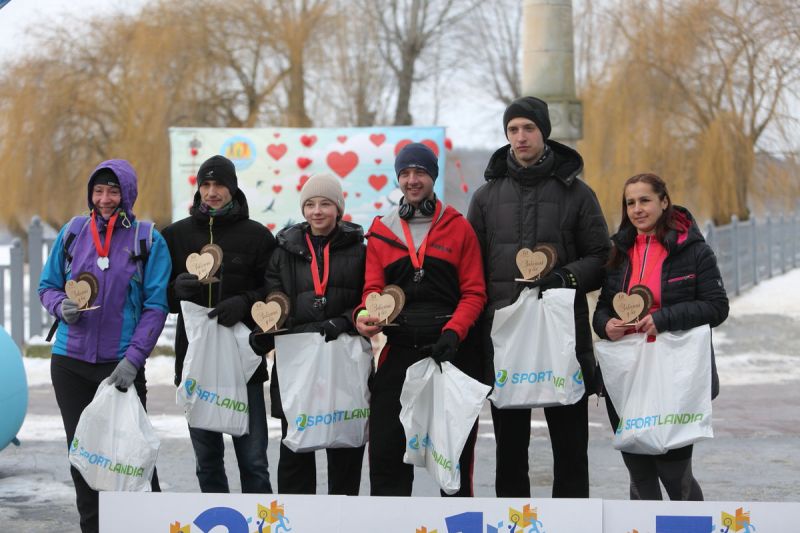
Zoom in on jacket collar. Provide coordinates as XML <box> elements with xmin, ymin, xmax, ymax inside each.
<box><xmin>483</xmin><ymin>140</ymin><xmax>583</xmax><ymax>187</ymax></box>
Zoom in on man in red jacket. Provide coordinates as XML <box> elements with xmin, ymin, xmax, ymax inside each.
<box><xmin>355</xmin><ymin>142</ymin><xmax>486</xmax><ymax>496</ymax></box>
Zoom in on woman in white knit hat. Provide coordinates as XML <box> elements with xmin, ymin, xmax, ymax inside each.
<box><xmin>249</xmin><ymin>173</ymin><xmax>368</xmax><ymax>495</ymax></box>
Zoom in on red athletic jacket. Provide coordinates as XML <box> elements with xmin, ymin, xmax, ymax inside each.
<box><xmin>357</xmin><ymin>202</ymin><xmax>486</xmax><ymax>348</ymax></box>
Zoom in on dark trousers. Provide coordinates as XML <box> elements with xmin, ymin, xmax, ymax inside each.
<box><xmin>605</xmin><ymin>395</ymin><xmax>703</xmax><ymax>500</ymax></box>
<box><xmin>491</xmin><ymin>394</ymin><xmax>590</xmax><ymax>498</ymax></box>
<box><xmin>51</xmin><ymin>355</ymin><xmax>160</xmax><ymax>533</ymax></box>
<box><xmin>369</xmin><ymin>344</ymin><xmax>478</xmax><ymax>497</ymax></box>
<box><xmin>188</xmin><ymin>382</ymin><xmax>272</xmax><ymax>493</ymax></box>
<box><xmin>277</xmin><ymin>417</ymin><xmax>365</xmax><ymax>495</ymax></box>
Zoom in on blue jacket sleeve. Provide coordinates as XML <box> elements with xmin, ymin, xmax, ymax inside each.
<box><xmin>38</xmin><ymin>224</ymin><xmax>69</xmax><ymax>320</ymax></box>
<box><xmin>124</xmin><ymin>229</ymin><xmax>171</xmax><ymax>368</ymax></box>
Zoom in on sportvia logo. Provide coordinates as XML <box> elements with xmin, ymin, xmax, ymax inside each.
<box><xmin>495</xmin><ymin>369</ymin><xmax>508</xmax><ymax>388</ymax></box>
<box><xmin>408</xmin><ymin>434</ymin><xmax>420</xmax><ymax>450</ymax></box>
<box><xmin>184</xmin><ymin>378</ymin><xmax>197</xmax><ymax>397</ymax></box>
<box><xmin>296</xmin><ymin>414</ymin><xmax>308</xmax><ymax>431</ymax></box>
<box><xmin>572</xmin><ymin>369</ymin><xmax>584</xmax><ymax>385</ymax></box>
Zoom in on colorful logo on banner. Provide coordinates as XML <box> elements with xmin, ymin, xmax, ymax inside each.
<box><xmin>169</xmin><ymin>127</ymin><xmax>447</xmax><ymax>231</ymax></box>
<box><xmin>170</xmin><ymin>499</ymin><xmax>292</xmax><ymax>533</ymax></box>
<box><xmin>628</xmin><ymin>506</ymin><xmax>756</xmax><ymax>533</ymax></box>
<box><xmin>418</xmin><ymin>505</ymin><xmax>545</xmax><ymax>533</ymax></box>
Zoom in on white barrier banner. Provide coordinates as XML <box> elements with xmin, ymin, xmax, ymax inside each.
<box><xmin>603</xmin><ymin>499</ymin><xmax>800</xmax><ymax>533</ymax></box>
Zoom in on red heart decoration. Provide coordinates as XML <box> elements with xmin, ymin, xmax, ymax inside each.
<box><xmin>267</xmin><ymin>143</ymin><xmax>287</xmax><ymax>160</ymax></box>
<box><xmin>297</xmin><ymin>157</ymin><xmax>312</xmax><ymax>169</ymax></box>
<box><xmin>374</xmin><ymin>202</ymin><xmax>383</xmax><ymax>210</ymax></box>
<box><xmin>190</xmin><ymin>148</ymin><xmax>198</xmax><ymax>156</ymax></box>
<box><xmin>394</xmin><ymin>139</ymin><xmax>439</xmax><ymax>157</ymax></box>
<box><xmin>368</xmin><ymin>174</ymin><xmax>388</xmax><ymax>191</ymax></box>
<box><xmin>296</xmin><ymin>174</ymin><xmax>310</xmax><ymax>191</ymax></box>
<box><xmin>355</xmin><ymin>192</ymin><xmax>362</xmax><ymax>198</ymax></box>
<box><xmin>375</xmin><ymin>158</ymin><xmax>382</xmax><ymax>164</ymax></box>
<box><xmin>267</xmin><ymin>223</ymin><xmax>276</xmax><ymax>230</ymax></box>
<box><xmin>461</xmin><ymin>183</ymin><xmax>469</xmax><ymax>193</ymax></box>
<box><xmin>273</xmin><ymin>169</ymin><xmax>280</xmax><ymax>175</ymax></box>
<box><xmin>188</xmin><ymin>175</ymin><xmax>197</xmax><ymax>186</ymax></box>
<box><xmin>342</xmin><ymin>214</ymin><xmax>353</xmax><ymax>222</ymax></box>
<box><xmin>272</xmin><ymin>184</ymin><xmax>282</xmax><ymax>194</ymax></box>
<box><xmin>300</xmin><ymin>134</ymin><xmax>317</xmax><ymax>148</ymax></box>
<box><xmin>444</xmin><ymin>138</ymin><xmax>453</xmax><ymax>151</ymax></box>
<box><xmin>273</xmin><ymin>133</ymin><xmax>280</xmax><ymax>138</ymax></box>
<box><xmin>327</xmin><ymin>151</ymin><xmax>359</xmax><ymax>178</ymax></box>
<box><xmin>343</xmin><ymin>191</ymin><xmax>349</xmax><ymax>198</ymax></box>
<box><xmin>369</xmin><ymin>133</ymin><xmax>386</xmax><ymax>146</ymax></box>
<box><xmin>337</xmin><ymin>135</ymin><xmax>347</xmax><ymax>143</ymax></box>
<box><xmin>455</xmin><ymin>160</ymin><xmax>462</xmax><ymax>168</ymax></box>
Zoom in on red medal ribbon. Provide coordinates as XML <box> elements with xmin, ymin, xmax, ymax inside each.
<box><xmin>90</xmin><ymin>210</ymin><xmax>119</xmax><ymax>260</ymax></box>
<box><xmin>399</xmin><ymin>201</ymin><xmax>442</xmax><ymax>273</ymax></box>
<box><xmin>304</xmin><ymin>233</ymin><xmax>330</xmax><ymax>298</ymax></box>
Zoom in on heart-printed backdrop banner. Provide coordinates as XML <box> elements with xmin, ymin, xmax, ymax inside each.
<box><xmin>169</xmin><ymin>127</ymin><xmax>446</xmax><ymax>231</ymax></box>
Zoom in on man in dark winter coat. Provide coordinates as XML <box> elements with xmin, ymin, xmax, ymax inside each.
<box><xmin>467</xmin><ymin>96</ymin><xmax>610</xmax><ymax>498</ymax></box>
<box><xmin>162</xmin><ymin>154</ymin><xmax>276</xmax><ymax>494</ymax></box>
<box><xmin>355</xmin><ymin>142</ymin><xmax>486</xmax><ymax>496</ymax></box>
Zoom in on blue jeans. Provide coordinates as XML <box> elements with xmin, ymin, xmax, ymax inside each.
<box><xmin>189</xmin><ymin>382</ymin><xmax>272</xmax><ymax>493</ymax></box>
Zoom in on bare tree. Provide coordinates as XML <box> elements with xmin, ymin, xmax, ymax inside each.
<box><xmin>365</xmin><ymin>0</ymin><xmax>477</xmax><ymax>125</ymax></box>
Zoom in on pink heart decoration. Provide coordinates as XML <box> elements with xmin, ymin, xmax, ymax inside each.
<box><xmin>369</xmin><ymin>133</ymin><xmax>386</xmax><ymax>147</ymax></box>
<box><xmin>327</xmin><ymin>151</ymin><xmax>358</xmax><ymax>178</ymax></box>
<box><xmin>342</xmin><ymin>214</ymin><xmax>353</xmax><ymax>222</ymax></box>
<box><xmin>267</xmin><ymin>144</ymin><xmax>287</xmax><ymax>160</ymax></box>
<box><xmin>188</xmin><ymin>175</ymin><xmax>197</xmax><ymax>186</ymax></box>
<box><xmin>444</xmin><ymin>138</ymin><xmax>453</xmax><ymax>151</ymax></box>
<box><xmin>190</xmin><ymin>148</ymin><xmax>198</xmax><ymax>156</ymax></box>
<box><xmin>267</xmin><ymin>223</ymin><xmax>276</xmax><ymax>230</ymax></box>
<box><xmin>375</xmin><ymin>158</ymin><xmax>382</xmax><ymax>164</ymax></box>
<box><xmin>273</xmin><ymin>133</ymin><xmax>280</xmax><ymax>138</ymax></box>
<box><xmin>300</xmin><ymin>134</ymin><xmax>317</xmax><ymax>148</ymax></box>
<box><xmin>368</xmin><ymin>174</ymin><xmax>388</xmax><ymax>191</ymax></box>
<box><xmin>297</xmin><ymin>157</ymin><xmax>312</xmax><ymax>169</ymax></box>
<box><xmin>272</xmin><ymin>185</ymin><xmax>282</xmax><ymax>194</ymax></box>
<box><xmin>337</xmin><ymin>135</ymin><xmax>348</xmax><ymax>143</ymax></box>
<box><xmin>374</xmin><ymin>202</ymin><xmax>383</xmax><ymax>210</ymax></box>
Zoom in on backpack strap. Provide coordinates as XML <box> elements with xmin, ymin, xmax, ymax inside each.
<box><xmin>130</xmin><ymin>220</ymin><xmax>154</xmax><ymax>278</ymax></box>
<box><xmin>63</xmin><ymin>215</ymin><xmax>91</xmax><ymax>274</ymax></box>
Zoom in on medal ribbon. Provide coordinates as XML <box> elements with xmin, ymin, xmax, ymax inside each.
<box><xmin>399</xmin><ymin>201</ymin><xmax>441</xmax><ymax>274</ymax></box>
<box><xmin>630</xmin><ymin>235</ymin><xmax>657</xmax><ymax>292</ymax></box>
<box><xmin>90</xmin><ymin>210</ymin><xmax>119</xmax><ymax>262</ymax></box>
<box><xmin>304</xmin><ymin>233</ymin><xmax>330</xmax><ymax>299</ymax></box>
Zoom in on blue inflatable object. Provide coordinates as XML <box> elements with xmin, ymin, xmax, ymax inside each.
<box><xmin>0</xmin><ymin>325</ymin><xmax>27</xmax><ymax>451</ymax></box>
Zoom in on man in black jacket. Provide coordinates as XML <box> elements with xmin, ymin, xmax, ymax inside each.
<box><xmin>467</xmin><ymin>96</ymin><xmax>610</xmax><ymax>498</ymax></box>
<box><xmin>162</xmin><ymin>155</ymin><xmax>276</xmax><ymax>494</ymax></box>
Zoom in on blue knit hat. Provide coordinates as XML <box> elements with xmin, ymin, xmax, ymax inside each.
<box><xmin>394</xmin><ymin>143</ymin><xmax>439</xmax><ymax>181</ymax></box>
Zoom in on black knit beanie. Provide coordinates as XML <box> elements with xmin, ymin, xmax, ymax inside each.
<box><xmin>90</xmin><ymin>168</ymin><xmax>120</xmax><ymax>188</ymax></box>
<box><xmin>394</xmin><ymin>142</ymin><xmax>439</xmax><ymax>181</ymax></box>
<box><xmin>503</xmin><ymin>96</ymin><xmax>551</xmax><ymax>140</ymax></box>
<box><xmin>196</xmin><ymin>155</ymin><xmax>238</xmax><ymax>195</ymax></box>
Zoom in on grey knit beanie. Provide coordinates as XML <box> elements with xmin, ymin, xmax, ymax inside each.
<box><xmin>299</xmin><ymin>173</ymin><xmax>345</xmax><ymax>214</ymax></box>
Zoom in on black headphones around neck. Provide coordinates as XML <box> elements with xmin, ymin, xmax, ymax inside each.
<box><xmin>398</xmin><ymin>195</ymin><xmax>437</xmax><ymax>220</ymax></box>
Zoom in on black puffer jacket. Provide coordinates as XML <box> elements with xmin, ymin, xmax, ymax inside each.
<box><xmin>263</xmin><ymin>221</ymin><xmax>366</xmax><ymax>418</ymax></box>
<box><xmin>162</xmin><ymin>190</ymin><xmax>276</xmax><ymax>386</ymax></box>
<box><xmin>592</xmin><ymin>206</ymin><xmax>729</xmax><ymax>398</ymax></box>
<box><xmin>467</xmin><ymin>141</ymin><xmax>610</xmax><ymax>387</ymax></box>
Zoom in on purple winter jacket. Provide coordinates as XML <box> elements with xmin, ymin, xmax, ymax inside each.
<box><xmin>38</xmin><ymin>159</ymin><xmax>171</xmax><ymax>368</ymax></box>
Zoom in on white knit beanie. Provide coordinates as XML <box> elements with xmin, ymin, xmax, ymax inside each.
<box><xmin>299</xmin><ymin>173</ymin><xmax>345</xmax><ymax>215</ymax></box>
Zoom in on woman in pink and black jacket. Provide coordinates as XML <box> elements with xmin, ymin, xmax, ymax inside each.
<box><xmin>592</xmin><ymin>173</ymin><xmax>729</xmax><ymax>501</ymax></box>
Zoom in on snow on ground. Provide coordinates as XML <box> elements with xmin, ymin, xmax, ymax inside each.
<box><xmin>728</xmin><ymin>268</ymin><xmax>800</xmax><ymax>319</ymax></box>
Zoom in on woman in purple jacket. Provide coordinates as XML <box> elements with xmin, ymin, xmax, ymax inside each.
<box><xmin>39</xmin><ymin>159</ymin><xmax>171</xmax><ymax>533</ymax></box>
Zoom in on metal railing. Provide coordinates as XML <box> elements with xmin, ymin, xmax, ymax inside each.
<box><xmin>705</xmin><ymin>213</ymin><xmax>800</xmax><ymax>296</ymax></box>
<box><xmin>1</xmin><ymin>212</ymin><xmax>798</xmax><ymax>348</ymax></box>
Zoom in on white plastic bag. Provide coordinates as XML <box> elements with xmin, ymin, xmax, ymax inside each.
<box><xmin>69</xmin><ymin>381</ymin><xmax>159</xmax><ymax>492</ymax></box>
<box><xmin>176</xmin><ymin>301</ymin><xmax>262</xmax><ymax>436</ymax></box>
<box><xmin>275</xmin><ymin>332</ymin><xmax>372</xmax><ymax>453</ymax></box>
<box><xmin>400</xmin><ymin>359</ymin><xmax>490</xmax><ymax>495</ymax></box>
<box><xmin>595</xmin><ymin>325</ymin><xmax>714</xmax><ymax>454</ymax></box>
<box><xmin>489</xmin><ymin>287</ymin><xmax>584</xmax><ymax>408</ymax></box>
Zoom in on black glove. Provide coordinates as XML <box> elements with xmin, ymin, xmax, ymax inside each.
<box><xmin>320</xmin><ymin>317</ymin><xmax>350</xmax><ymax>342</ymax></box>
<box><xmin>429</xmin><ymin>329</ymin><xmax>460</xmax><ymax>368</ymax></box>
<box><xmin>208</xmin><ymin>296</ymin><xmax>248</xmax><ymax>327</ymax></box>
<box><xmin>528</xmin><ymin>269</ymin><xmax>577</xmax><ymax>298</ymax></box>
<box><xmin>249</xmin><ymin>329</ymin><xmax>275</xmax><ymax>355</ymax></box>
<box><xmin>174</xmin><ymin>272</ymin><xmax>201</xmax><ymax>300</ymax></box>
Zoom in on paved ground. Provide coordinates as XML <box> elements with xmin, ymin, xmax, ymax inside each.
<box><xmin>1</xmin><ymin>312</ymin><xmax>799</xmax><ymax>531</ymax></box>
